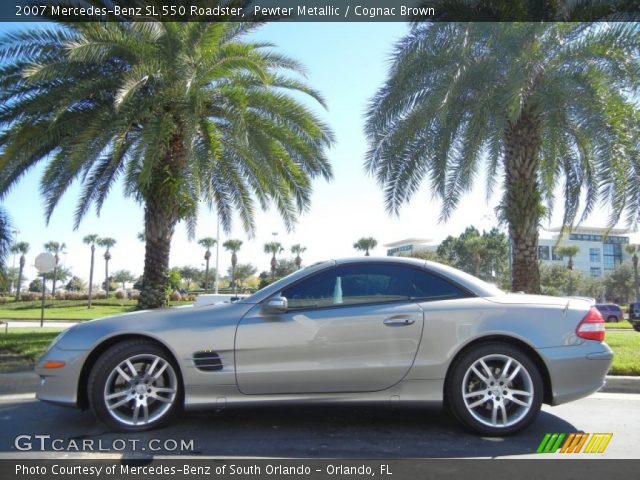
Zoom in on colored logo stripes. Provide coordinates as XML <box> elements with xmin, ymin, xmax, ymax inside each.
<box><xmin>537</xmin><ymin>433</ymin><xmax>612</xmax><ymax>454</ymax></box>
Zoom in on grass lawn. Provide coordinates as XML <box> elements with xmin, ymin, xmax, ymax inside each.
<box><xmin>607</xmin><ymin>331</ymin><xmax>640</xmax><ymax>376</ymax></box>
<box><xmin>0</xmin><ymin>328</ymin><xmax>63</xmax><ymax>361</ymax></box>
<box><xmin>605</xmin><ymin>320</ymin><xmax>633</xmax><ymax>329</ymax></box>
<box><xmin>0</xmin><ymin>299</ymin><xmax>193</xmax><ymax>321</ymax></box>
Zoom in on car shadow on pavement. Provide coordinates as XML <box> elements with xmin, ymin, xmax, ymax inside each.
<box><xmin>0</xmin><ymin>400</ymin><xmax>578</xmax><ymax>458</ymax></box>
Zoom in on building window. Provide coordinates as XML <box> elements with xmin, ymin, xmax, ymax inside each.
<box><xmin>538</xmin><ymin>246</ymin><xmax>550</xmax><ymax>260</ymax></box>
<box><xmin>603</xmin><ymin>243</ymin><xmax>622</xmax><ymax>272</ymax></box>
<box><xmin>590</xmin><ymin>248</ymin><xmax>601</xmax><ymax>263</ymax></box>
<box><xmin>590</xmin><ymin>267</ymin><xmax>602</xmax><ymax>277</ymax></box>
<box><xmin>552</xmin><ymin>247</ymin><xmax>563</xmax><ymax>261</ymax></box>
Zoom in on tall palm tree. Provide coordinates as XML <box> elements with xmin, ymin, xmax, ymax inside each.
<box><xmin>556</xmin><ymin>245</ymin><xmax>580</xmax><ymax>271</ymax></box>
<box><xmin>97</xmin><ymin>237</ymin><xmax>116</xmax><ymax>298</ymax></box>
<box><xmin>83</xmin><ymin>234</ymin><xmax>100</xmax><ymax>308</ymax></box>
<box><xmin>264</xmin><ymin>242</ymin><xmax>284</xmax><ymax>279</ymax></box>
<box><xmin>353</xmin><ymin>237</ymin><xmax>377</xmax><ymax>256</ymax></box>
<box><xmin>365</xmin><ymin>23</ymin><xmax>640</xmax><ymax>293</ymax></box>
<box><xmin>625</xmin><ymin>244</ymin><xmax>640</xmax><ymax>303</ymax></box>
<box><xmin>198</xmin><ymin>237</ymin><xmax>217</xmax><ymax>293</ymax></box>
<box><xmin>10</xmin><ymin>241</ymin><xmax>29</xmax><ymax>301</ymax></box>
<box><xmin>290</xmin><ymin>244</ymin><xmax>307</xmax><ymax>270</ymax></box>
<box><xmin>223</xmin><ymin>239</ymin><xmax>243</xmax><ymax>295</ymax></box>
<box><xmin>0</xmin><ymin>17</ymin><xmax>333</xmax><ymax>309</ymax></box>
<box><xmin>0</xmin><ymin>208</ymin><xmax>10</xmax><ymax>283</ymax></box>
<box><xmin>44</xmin><ymin>241</ymin><xmax>66</xmax><ymax>295</ymax></box>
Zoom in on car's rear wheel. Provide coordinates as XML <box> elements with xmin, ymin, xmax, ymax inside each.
<box><xmin>447</xmin><ymin>343</ymin><xmax>543</xmax><ymax>436</ymax></box>
<box><xmin>88</xmin><ymin>339</ymin><xmax>181</xmax><ymax>431</ymax></box>
<box><xmin>633</xmin><ymin>324</ymin><xmax>640</xmax><ymax>332</ymax></box>
<box><xmin>607</xmin><ymin>316</ymin><xmax>617</xmax><ymax>323</ymax></box>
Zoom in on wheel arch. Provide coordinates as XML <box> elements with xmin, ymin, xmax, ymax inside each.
<box><xmin>443</xmin><ymin>334</ymin><xmax>553</xmax><ymax>406</ymax></box>
<box><xmin>77</xmin><ymin>333</ymin><xmax>183</xmax><ymax>410</ymax></box>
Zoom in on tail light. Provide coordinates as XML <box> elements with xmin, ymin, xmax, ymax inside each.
<box><xmin>576</xmin><ymin>307</ymin><xmax>605</xmax><ymax>342</ymax></box>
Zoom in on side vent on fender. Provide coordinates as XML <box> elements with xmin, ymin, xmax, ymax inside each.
<box><xmin>193</xmin><ymin>351</ymin><xmax>224</xmax><ymax>372</ymax></box>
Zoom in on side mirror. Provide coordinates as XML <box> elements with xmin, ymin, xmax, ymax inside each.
<box><xmin>263</xmin><ymin>296</ymin><xmax>288</xmax><ymax>314</ymax></box>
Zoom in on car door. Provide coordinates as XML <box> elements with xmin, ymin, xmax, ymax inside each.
<box><xmin>235</xmin><ymin>263</ymin><xmax>425</xmax><ymax>394</ymax></box>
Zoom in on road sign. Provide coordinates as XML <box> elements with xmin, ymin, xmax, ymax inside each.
<box><xmin>34</xmin><ymin>252</ymin><xmax>56</xmax><ymax>274</ymax></box>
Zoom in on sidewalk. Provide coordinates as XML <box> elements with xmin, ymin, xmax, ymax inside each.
<box><xmin>0</xmin><ymin>320</ymin><xmax>80</xmax><ymax>329</ymax></box>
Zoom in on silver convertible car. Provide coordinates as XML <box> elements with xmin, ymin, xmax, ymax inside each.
<box><xmin>36</xmin><ymin>257</ymin><xmax>612</xmax><ymax>435</ymax></box>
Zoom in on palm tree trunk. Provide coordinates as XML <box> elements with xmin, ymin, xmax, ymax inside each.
<box><xmin>204</xmin><ymin>255</ymin><xmax>211</xmax><ymax>293</ymax></box>
<box><xmin>88</xmin><ymin>246</ymin><xmax>94</xmax><ymax>308</ymax></box>
<box><xmin>633</xmin><ymin>255</ymin><xmax>639</xmax><ymax>303</ymax></box>
<box><xmin>52</xmin><ymin>255</ymin><xmax>58</xmax><ymax>296</ymax></box>
<box><xmin>503</xmin><ymin>112</ymin><xmax>542</xmax><ymax>294</ymax></box>
<box><xmin>138</xmin><ymin>193</ymin><xmax>179</xmax><ymax>309</ymax></box>
<box><xmin>16</xmin><ymin>255</ymin><xmax>24</xmax><ymax>301</ymax></box>
<box><xmin>104</xmin><ymin>257</ymin><xmax>109</xmax><ymax>298</ymax></box>
<box><xmin>137</xmin><ymin>144</ymin><xmax>184</xmax><ymax>309</ymax></box>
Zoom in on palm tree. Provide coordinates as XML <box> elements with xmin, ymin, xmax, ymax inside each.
<box><xmin>223</xmin><ymin>239</ymin><xmax>243</xmax><ymax>295</ymax></box>
<box><xmin>625</xmin><ymin>244</ymin><xmax>640</xmax><ymax>303</ymax></box>
<box><xmin>353</xmin><ymin>237</ymin><xmax>377</xmax><ymax>256</ymax></box>
<box><xmin>83</xmin><ymin>234</ymin><xmax>99</xmax><ymax>308</ymax></box>
<box><xmin>264</xmin><ymin>242</ymin><xmax>284</xmax><ymax>279</ymax></box>
<box><xmin>556</xmin><ymin>245</ymin><xmax>580</xmax><ymax>271</ymax></box>
<box><xmin>198</xmin><ymin>237</ymin><xmax>217</xmax><ymax>293</ymax></box>
<box><xmin>44</xmin><ymin>241</ymin><xmax>66</xmax><ymax>296</ymax></box>
<box><xmin>97</xmin><ymin>237</ymin><xmax>116</xmax><ymax>298</ymax></box>
<box><xmin>0</xmin><ymin>208</ymin><xmax>10</xmax><ymax>284</ymax></box>
<box><xmin>291</xmin><ymin>244</ymin><xmax>307</xmax><ymax>270</ymax></box>
<box><xmin>365</xmin><ymin>23</ymin><xmax>640</xmax><ymax>293</ymax></box>
<box><xmin>10</xmin><ymin>241</ymin><xmax>29</xmax><ymax>301</ymax></box>
<box><xmin>0</xmin><ymin>18</ymin><xmax>333</xmax><ymax>309</ymax></box>
<box><xmin>465</xmin><ymin>237</ymin><xmax>485</xmax><ymax>277</ymax></box>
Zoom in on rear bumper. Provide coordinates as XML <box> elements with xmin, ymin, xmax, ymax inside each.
<box><xmin>538</xmin><ymin>341</ymin><xmax>613</xmax><ymax>405</ymax></box>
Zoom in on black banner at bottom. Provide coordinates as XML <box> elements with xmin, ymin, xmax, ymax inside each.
<box><xmin>1</xmin><ymin>459</ymin><xmax>639</xmax><ymax>480</ymax></box>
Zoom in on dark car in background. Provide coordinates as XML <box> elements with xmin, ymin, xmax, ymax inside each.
<box><xmin>627</xmin><ymin>303</ymin><xmax>640</xmax><ymax>331</ymax></box>
<box><xmin>595</xmin><ymin>304</ymin><xmax>624</xmax><ymax>323</ymax></box>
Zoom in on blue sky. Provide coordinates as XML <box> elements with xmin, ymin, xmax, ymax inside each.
<box><xmin>0</xmin><ymin>21</ymin><xmax>626</xmax><ymax>284</ymax></box>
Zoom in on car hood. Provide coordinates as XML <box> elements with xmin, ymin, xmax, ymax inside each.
<box><xmin>55</xmin><ymin>301</ymin><xmax>255</xmax><ymax>351</ymax></box>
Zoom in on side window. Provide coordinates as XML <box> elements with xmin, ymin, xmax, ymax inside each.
<box><xmin>411</xmin><ymin>269</ymin><xmax>468</xmax><ymax>301</ymax></box>
<box><xmin>282</xmin><ymin>264</ymin><xmax>414</xmax><ymax>309</ymax></box>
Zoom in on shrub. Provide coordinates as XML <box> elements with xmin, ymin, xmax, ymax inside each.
<box><xmin>170</xmin><ymin>291</ymin><xmax>182</xmax><ymax>302</ymax></box>
<box><xmin>115</xmin><ymin>290</ymin><xmax>126</xmax><ymax>299</ymax></box>
<box><xmin>128</xmin><ymin>290</ymin><xmax>140</xmax><ymax>300</ymax></box>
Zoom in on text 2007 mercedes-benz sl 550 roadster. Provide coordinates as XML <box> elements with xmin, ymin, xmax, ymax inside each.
<box><xmin>35</xmin><ymin>257</ymin><xmax>612</xmax><ymax>435</ymax></box>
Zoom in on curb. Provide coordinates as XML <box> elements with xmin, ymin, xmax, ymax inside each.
<box><xmin>601</xmin><ymin>375</ymin><xmax>640</xmax><ymax>394</ymax></box>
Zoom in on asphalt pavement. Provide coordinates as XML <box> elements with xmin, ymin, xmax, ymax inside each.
<box><xmin>0</xmin><ymin>371</ymin><xmax>638</xmax><ymax>459</ymax></box>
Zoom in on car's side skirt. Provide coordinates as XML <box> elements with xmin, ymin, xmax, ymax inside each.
<box><xmin>182</xmin><ymin>378</ymin><xmax>444</xmax><ymax>410</ymax></box>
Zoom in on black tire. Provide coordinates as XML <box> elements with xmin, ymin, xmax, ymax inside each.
<box><xmin>446</xmin><ymin>342</ymin><xmax>543</xmax><ymax>436</ymax></box>
<box><xmin>634</xmin><ymin>325</ymin><xmax>640</xmax><ymax>332</ymax></box>
<box><xmin>88</xmin><ymin>339</ymin><xmax>182</xmax><ymax>432</ymax></box>
<box><xmin>607</xmin><ymin>316</ymin><xmax>617</xmax><ymax>323</ymax></box>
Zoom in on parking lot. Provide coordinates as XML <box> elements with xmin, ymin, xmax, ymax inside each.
<box><xmin>0</xmin><ymin>372</ymin><xmax>639</xmax><ymax>459</ymax></box>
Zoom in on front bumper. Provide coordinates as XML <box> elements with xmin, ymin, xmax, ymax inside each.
<box><xmin>539</xmin><ymin>341</ymin><xmax>613</xmax><ymax>405</ymax></box>
<box><xmin>35</xmin><ymin>346</ymin><xmax>89</xmax><ymax>408</ymax></box>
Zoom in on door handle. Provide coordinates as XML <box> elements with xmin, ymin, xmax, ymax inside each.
<box><xmin>383</xmin><ymin>316</ymin><xmax>416</xmax><ymax>327</ymax></box>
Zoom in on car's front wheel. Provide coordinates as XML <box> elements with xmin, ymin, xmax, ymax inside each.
<box><xmin>88</xmin><ymin>339</ymin><xmax>181</xmax><ymax>431</ymax></box>
<box><xmin>447</xmin><ymin>342</ymin><xmax>543</xmax><ymax>436</ymax></box>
